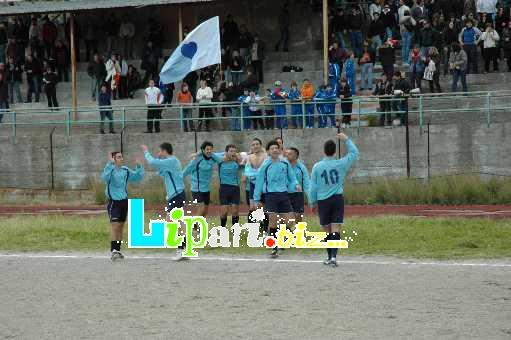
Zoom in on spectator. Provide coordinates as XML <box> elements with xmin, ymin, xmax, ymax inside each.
<box><xmin>379</xmin><ymin>40</ymin><xmax>396</xmax><ymax>79</ymax></box>
<box><xmin>314</xmin><ymin>84</ymin><xmax>335</xmax><ymax>128</ymax></box>
<box><xmin>503</xmin><ymin>22</ymin><xmax>511</xmax><ymax>72</ymax></box>
<box><xmin>344</xmin><ymin>51</ymin><xmax>356</xmax><ymax>96</ymax></box>
<box><xmin>222</xmin><ymin>14</ymin><xmax>239</xmax><ymax>51</ymax></box>
<box><xmin>381</xmin><ymin>5</ymin><xmax>396</xmax><ymax>40</ymax></box>
<box><xmin>126</xmin><ymin>64</ymin><xmax>141</xmax><ymax>98</ymax></box>
<box><xmin>476</xmin><ymin>0</ymin><xmax>497</xmax><ymax>16</ymax></box>
<box><xmin>54</xmin><ymin>40</ymin><xmax>69</xmax><ymax>82</ymax></box>
<box><xmin>119</xmin><ymin>15</ymin><xmax>135</xmax><ymax>59</ymax></box>
<box><xmin>373</xmin><ymin>73</ymin><xmax>393</xmax><ymax>126</ymax></box>
<box><xmin>399</xmin><ymin>9</ymin><xmax>416</xmax><ymax>64</ymax></box>
<box><xmin>160</xmin><ymin>81</ymin><xmax>175</xmax><ymax>105</ymax></box>
<box><xmin>234</xmin><ymin>88</ymin><xmax>248</xmax><ymax>131</ymax></box>
<box><xmin>275</xmin><ymin>3</ymin><xmax>290</xmax><ymax>52</ymax></box>
<box><xmin>449</xmin><ymin>42</ymin><xmax>468</xmax><ymax>92</ymax></box>
<box><xmin>105</xmin><ymin>54</ymin><xmax>120</xmax><ymax>100</ymax></box>
<box><xmin>418</xmin><ymin>20</ymin><xmax>440</xmax><ymax>57</ymax></box>
<box><xmin>28</xmin><ymin>18</ymin><xmax>41</xmax><ymax>54</ymax></box>
<box><xmin>480</xmin><ymin>23</ymin><xmax>500</xmax><ymax>73</ymax></box>
<box><xmin>104</xmin><ymin>13</ymin><xmax>118</xmax><ymax>53</ymax></box>
<box><xmin>495</xmin><ymin>7</ymin><xmax>508</xmax><ymax>37</ymax></box>
<box><xmin>184</xmin><ymin>71</ymin><xmax>198</xmax><ymax>101</ymax></box>
<box><xmin>141</xmin><ymin>40</ymin><xmax>160</xmax><ymax>86</ymax></box>
<box><xmin>98</xmin><ymin>83</ymin><xmax>115</xmax><ymax>134</ymax></box>
<box><xmin>328</xmin><ymin>62</ymin><xmax>341</xmax><ymax>94</ymax></box>
<box><xmin>409</xmin><ymin>45</ymin><xmax>425</xmax><ymax>90</ymax></box>
<box><xmin>6</xmin><ymin>56</ymin><xmax>22</xmax><ymax>104</ymax></box>
<box><xmin>83</xmin><ymin>18</ymin><xmax>97</xmax><ymax>62</ymax></box>
<box><xmin>87</xmin><ymin>53</ymin><xmax>106</xmax><ymax>101</ymax></box>
<box><xmin>147</xmin><ymin>18</ymin><xmax>163</xmax><ymax>49</ymax></box>
<box><xmin>328</xmin><ymin>41</ymin><xmax>347</xmax><ymax>74</ymax></box>
<box><xmin>443</xmin><ymin>21</ymin><xmax>461</xmax><ymax>75</ymax></box>
<box><xmin>118</xmin><ymin>54</ymin><xmax>129</xmax><ymax>99</ymax></box>
<box><xmin>238</xmin><ymin>25</ymin><xmax>253</xmax><ymax>62</ymax></box>
<box><xmin>349</xmin><ymin>7</ymin><xmax>365</xmax><ymax>57</ymax></box>
<box><xmin>392</xmin><ymin>71</ymin><xmax>411</xmax><ymax>125</ymax></box>
<box><xmin>0</xmin><ymin>72</ymin><xmax>8</xmax><ymax>123</ymax></box>
<box><xmin>230</xmin><ymin>50</ymin><xmax>244</xmax><ymax>86</ymax></box>
<box><xmin>196</xmin><ymin>79</ymin><xmax>213</xmax><ymax>132</ymax></box>
<box><xmin>177</xmin><ymin>82</ymin><xmax>194</xmax><ymax>132</ymax></box>
<box><xmin>250</xmin><ymin>34</ymin><xmax>265</xmax><ymax>84</ymax></box>
<box><xmin>24</xmin><ymin>54</ymin><xmax>41</xmax><ymax>103</ymax></box>
<box><xmin>42</xmin><ymin>16</ymin><xmax>57</xmax><ymax>59</ymax></box>
<box><xmin>459</xmin><ymin>19</ymin><xmax>482</xmax><ymax>73</ymax></box>
<box><xmin>43</xmin><ymin>66</ymin><xmax>59</xmax><ymax>110</ymax></box>
<box><xmin>288</xmin><ymin>80</ymin><xmax>302</xmax><ymax>128</ymax></box>
<box><xmin>245</xmin><ymin>89</ymin><xmax>265</xmax><ymax>130</ymax></box>
<box><xmin>359</xmin><ymin>41</ymin><xmax>376</xmax><ymax>92</ymax></box>
<box><xmin>426</xmin><ymin>47</ymin><xmax>442</xmax><ymax>93</ymax></box>
<box><xmin>369</xmin><ymin>12</ymin><xmax>386</xmax><ymax>52</ymax></box>
<box><xmin>369</xmin><ymin>0</ymin><xmax>382</xmax><ymax>21</ymax></box>
<box><xmin>300</xmin><ymin>79</ymin><xmax>315</xmax><ymax>128</ymax></box>
<box><xmin>144</xmin><ymin>79</ymin><xmax>163</xmax><ymax>133</ymax></box>
<box><xmin>271</xmin><ymin>80</ymin><xmax>288</xmax><ymax>129</ymax></box>
<box><xmin>339</xmin><ymin>78</ymin><xmax>353</xmax><ymax>128</ymax></box>
<box><xmin>331</xmin><ymin>8</ymin><xmax>349</xmax><ymax>48</ymax></box>
<box><xmin>0</xmin><ymin>23</ymin><xmax>7</xmax><ymax>64</ymax></box>
<box><xmin>262</xmin><ymin>88</ymin><xmax>274</xmax><ymax>129</ymax></box>
<box><xmin>412</xmin><ymin>0</ymin><xmax>429</xmax><ymax>23</ymax></box>
<box><xmin>240</xmin><ymin>67</ymin><xmax>258</xmax><ymax>92</ymax></box>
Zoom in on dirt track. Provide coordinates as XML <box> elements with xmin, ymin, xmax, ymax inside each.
<box><xmin>2</xmin><ymin>204</ymin><xmax>511</xmax><ymax>218</ymax></box>
<box><xmin>0</xmin><ymin>253</ymin><xmax>510</xmax><ymax>339</ymax></box>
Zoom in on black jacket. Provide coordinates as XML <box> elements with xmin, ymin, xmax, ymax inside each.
<box><xmin>6</xmin><ymin>62</ymin><xmax>22</xmax><ymax>82</ymax></box>
<box><xmin>369</xmin><ymin>19</ymin><xmax>386</xmax><ymax>38</ymax></box>
<box><xmin>0</xmin><ymin>80</ymin><xmax>8</xmax><ymax>103</ymax></box>
<box><xmin>87</xmin><ymin>60</ymin><xmax>107</xmax><ymax>80</ymax></box>
<box><xmin>379</xmin><ymin>45</ymin><xmax>395</xmax><ymax>66</ymax></box>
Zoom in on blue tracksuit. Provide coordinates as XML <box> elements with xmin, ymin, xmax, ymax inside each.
<box><xmin>345</xmin><ymin>59</ymin><xmax>356</xmax><ymax>95</ymax></box>
<box><xmin>329</xmin><ymin>63</ymin><xmax>341</xmax><ymax>94</ymax></box>
<box><xmin>288</xmin><ymin>88</ymin><xmax>302</xmax><ymax>128</ymax></box>
<box><xmin>292</xmin><ymin>160</ymin><xmax>311</xmax><ymax>200</ymax></box>
<box><xmin>314</xmin><ymin>89</ymin><xmax>336</xmax><ymax>128</ymax></box>
<box><xmin>254</xmin><ymin>157</ymin><xmax>297</xmax><ymax>202</ymax></box>
<box><xmin>309</xmin><ymin>139</ymin><xmax>359</xmax><ymax>205</ymax></box>
<box><xmin>101</xmin><ymin>161</ymin><xmax>144</xmax><ymax>201</ymax></box>
<box><xmin>237</xmin><ymin>95</ymin><xmax>249</xmax><ymax>130</ymax></box>
<box><xmin>271</xmin><ymin>88</ymin><xmax>288</xmax><ymax>129</ymax></box>
<box><xmin>183</xmin><ymin>152</ymin><xmax>223</xmax><ymax>193</ymax></box>
<box><xmin>144</xmin><ymin>152</ymin><xmax>184</xmax><ymax>201</ymax></box>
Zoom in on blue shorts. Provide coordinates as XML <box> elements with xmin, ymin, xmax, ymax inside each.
<box><xmin>289</xmin><ymin>192</ymin><xmax>305</xmax><ymax>214</ymax></box>
<box><xmin>264</xmin><ymin>192</ymin><xmax>292</xmax><ymax>214</ymax></box>
<box><xmin>107</xmin><ymin>199</ymin><xmax>128</xmax><ymax>223</ymax></box>
<box><xmin>317</xmin><ymin>194</ymin><xmax>344</xmax><ymax>227</ymax></box>
<box><xmin>167</xmin><ymin>191</ymin><xmax>186</xmax><ymax>211</ymax></box>
<box><xmin>192</xmin><ymin>191</ymin><xmax>210</xmax><ymax>205</ymax></box>
<box><xmin>219</xmin><ymin>184</ymin><xmax>240</xmax><ymax>205</ymax></box>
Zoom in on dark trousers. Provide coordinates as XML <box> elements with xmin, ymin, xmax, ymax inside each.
<box><xmin>429</xmin><ymin>72</ymin><xmax>442</xmax><ymax>93</ymax></box>
<box><xmin>46</xmin><ymin>89</ymin><xmax>58</xmax><ymax>109</ymax></box>
<box><xmin>410</xmin><ymin>71</ymin><xmax>422</xmax><ymax>90</ymax></box>
<box><xmin>452</xmin><ymin>69</ymin><xmax>468</xmax><ymax>92</ymax></box>
<box><xmin>383</xmin><ymin>64</ymin><xmax>394</xmax><ymax>80</ymax></box>
<box><xmin>463</xmin><ymin>44</ymin><xmax>478</xmax><ymax>74</ymax></box>
<box><xmin>251</xmin><ymin>110</ymin><xmax>265</xmax><ymax>130</ymax></box>
<box><xmin>483</xmin><ymin>47</ymin><xmax>499</xmax><ymax>72</ymax></box>
<box><xmin>182</xmin><ymin>108</ymin><xmax>194</xmax><ymax>131</ymax></box>
<box><xmin>197</xmin><ymin>107</ymin><xmax>212</xmax><ymax>131</ymax></box>
<box><xmin>26</xmin><ymin>76</ymin><xmax>40</xmax><ymax>102</ymax></box>
<box><xmin>265</xmin><ymin>109</ymin><xmax>275</xmax><ymax>129</ymax></box>
<box><xmin>56</xmin><ymin>65</ymin><xmax>69</xmax><ymax>82</ymax></box>
<box><xmin>252</xmin><ymin>60</ymin><xmax>264</xmax><ymax>83</ymax></box>
<box><xmin>147</xmin><ymin>105</ymin><xmax>162</xmax><ymax>132</ymax></box>
<box><xmin>100</xmin><ymin>110</ymin><xmax>114</xmax><ymax>132</ymax></box>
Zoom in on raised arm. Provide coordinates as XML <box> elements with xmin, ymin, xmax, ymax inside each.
<box><xmin>126</xmin><ymin>164</ymin><xmax>144</xmax><ymax>183</ymax></box>
<box><xmin>308</xmin><ymin>165</ymin><xmax>319</xmax><ymax>207</ymax></box>
<box><xmin>336</xmin><ymin>133</ymin><xmax>359</xmax><ymax>171</ymax></box>
<box><xmin>101</xmin><ymin>161</ymin><xmax>115</xmax><ymax>183</ymax></box>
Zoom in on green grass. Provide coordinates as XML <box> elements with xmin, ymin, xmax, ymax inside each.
<box><xmin>1</xmin><ymin>214</ymin><xmax>510</xmax><ymax>259</ymax></box>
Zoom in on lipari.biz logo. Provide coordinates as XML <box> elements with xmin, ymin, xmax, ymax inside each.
<box><xmin>127</xmin><ymin>199</ymin><xmax>354</xmax><ymax>257</ymax></box>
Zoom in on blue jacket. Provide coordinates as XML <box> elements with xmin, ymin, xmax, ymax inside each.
<box><xmin>101</xmin><ymin>161</ymin><xmax>144</xmax><ymax>201</ymax></box>
<box><xmin>345</xmin><ymin>59</ymin><xmax>356</xmax><ymax>77</ymax></box>
<box><xmin>288</xmin><ymin>88</ymin><xmax>301</xmax><ymax>101</ymax></box>
<box><xmin>144</xmin><ymin>152</ymin><xmax>184</xmax><ymax>201</ymax></box>
<box><xmin>183</xmin><ymin>152</ymin><xmax>223</xmax><ymax>192</ymax></box>
<box><xmin>309</xmin><ymin>139</ymin><xmax>359</xmax><ymax>205</ymax></box>
<box><xmin>98</xmin><ymin>91</ymin><xmax>111</xmax><ymax>108</ymax></box>
<box><xmin>292</xmin><ymin>160</ymin><xmax>311</xmax><ymax>200</ymax></box>
<box><xmin>216</xmin><ymin>152</ymin><xmax>241</xmax><ymax>186</ymax></box>
<box><xmin>254</xmin><ymin>157</ymin><xmax>298</xmax><ymax>202</ymax></box>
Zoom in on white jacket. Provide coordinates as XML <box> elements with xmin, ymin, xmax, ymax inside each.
<box><xmin>196</xmin><ymin>87</ymin><xmax>213</xmax><ymax>103</ymax></box>
<box><xmin>480</xmin><ymin>30</ymin><xmax>500</xmax><ymax>48</ymax></box>
<box><xmin>105</xmin><ymin>59</ymin><xmax>120</xmax><ymax>82</ymax></box>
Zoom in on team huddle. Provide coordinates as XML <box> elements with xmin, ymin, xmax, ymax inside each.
<box><xmin>101</xmin><ymin>133</ymin><xmax>359</xmax><ymax>267</ymax></box>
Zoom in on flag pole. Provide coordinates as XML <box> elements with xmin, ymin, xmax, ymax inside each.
<box><xmin>70</xmin><ymin>13</ymin><xmax>78</xmax><ymax>120</ymax></box>
<box><xmin>178</xmin><ymin>5</ymin><xmax>183</xmax><ymax>42</ymax></box>
<box><xmin>322</xmin><ymin>0</ymin><xmax>328</xmax><ymax>86</ymax></box>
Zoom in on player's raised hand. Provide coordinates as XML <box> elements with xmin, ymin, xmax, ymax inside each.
<box><xmin>336</xmin><ymin>132</ymin><xmax>348</xmax><ymax>141</ymax></box>
<box><xmin>141</xmin><ymin>145</ymin><xmax>149</xmax><ymax>153</ymax></box>
<box><xmin>108</xmin><ymin>152</ymin><xmax>114</xmax><ymax>162</ymax></box>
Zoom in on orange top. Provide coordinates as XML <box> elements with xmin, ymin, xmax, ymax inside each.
<box><xmin>300</xmin><ymin>84</ymin><xmax>314</xmax><ymax>101</ymax></box>
<box><xmin>177</xmin><ymin>91</ymin><xmax>193</xmax><ymax>104</ymax></box>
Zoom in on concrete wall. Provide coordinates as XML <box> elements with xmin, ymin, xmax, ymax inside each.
<box><xmin>1</xmin><ymin>123</ymin><xmax>511</xmax><ymax>190</ymax></box>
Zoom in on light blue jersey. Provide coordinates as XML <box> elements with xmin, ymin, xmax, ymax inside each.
<box><xmin>309</xmin><ymin>139</ymin><xmax>359</xmax><ymax>205</ymax></box>
<box><xmin>254</xmin><ymin>158</ymin><xmax>297</xmax><ymax>202</ymax></box>
<box><xmin>144</xmin><ymin>152</ymin><xmax>184</xmax><ymax>201</ymax></box>
<box><xmin>183</xmin><ymin>152</ymin><xmax>223</xmax><ymax>193</ymax></box>
<box><xmin>216</xmin><ymin>152</ymin><xmax>241</xmax><ymax>186</ymax></box>
<box><xmin>101</xmin><ymin>161</ymin><xmax>144</xmax><ymax>201</ymax></box>
<box><xmin>292</xmin><ymin>160</ymin><xmax>311</xmax><ymax>198</ymax></box>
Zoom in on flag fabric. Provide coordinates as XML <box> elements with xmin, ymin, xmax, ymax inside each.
<box><xmin>159</xmin><ymin>16</ymin><xmax>221</xmax><ymax>84</ymax></box>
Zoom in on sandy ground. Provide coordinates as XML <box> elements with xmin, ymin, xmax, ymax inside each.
<box><xmin>0</xmin><ymin>253</ymin><xmax>510</xmax><ymax>339</ymax></box>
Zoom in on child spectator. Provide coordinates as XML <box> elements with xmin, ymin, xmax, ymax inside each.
<box><xmin>373</xmin><ymin>73</ymin><xmax>394</xmax><ymax>126</ymax></box>
<box><xmin>98</xmin><ymin>83</ymin><xmax>115</xmax><ymax>134</ymax></box>
<box><xmin>43</xmin><ymin>66</ymin><xmax>59</xmax><ymax>110</ymax></box>
<box><xmin>344</xmin><ymin>52</ymin><xmax>356</xmax><ymax>96</ymax></box>
<box><xmin>409</xmin><ymin>45</ymin><xmax>425</xmax><ymax>90</ymax></box>
<box><xmin>480</xmin><ymin>23</ymin><xmax>500</xmax><ymax>73</ymax></box>
<box><xmin>300</xmin><ymin>79</ymin><xmax>315</xmax><ymax>128</ymax></box>
<box><xmin>263</xmin><ymin>88</ymin><xmax>275</xmax><ymax>129</ymax></box>
<box><xmin>271</xmin><ymin>81</ymin><xmax>288</xmax><ymax>129</ymax></box>
<box><xmin>245</xmin><ymin>89</ymin><xmax>265</xmax><ymax>130</ymax></box>
<box><xmin>359</xmin><ymin>41</ymin><xmax>376</xmax><ymax>92</ymax></box>
<box><xmin>288</xmin><ymin>80</ymin><xmax>303</xmax><ymax>128</ymax></box>
<box><xmin>177</xmin><ymin>82</ymin><xmax>194</xmax><ymax>132</ymax></box>
<box><xmin>339</xmin><ymin>78</ymin><xmax>353</xmax><ymax>127</ymax></box>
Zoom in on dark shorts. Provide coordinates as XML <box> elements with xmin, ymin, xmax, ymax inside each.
<box><xmin>192</xmin><ymin>191</ymin><xmax>210</xmax><ymax>205</ymax></box>
<box><xmin>167</xmin><ymin>191</ymin><xmax>186</xmax><ymax>212</ymax></box>
<box><xmin>107</xmin><ymin>199</ymin><xmax>128</xmax><ymax>223</ymax></box>
<box><xmin>219</xmin><ymin>184</ymin><xmax>240</xmax><ymax>205</ymax></box>
<box><xmin>289</xmin><ymin>192</ymin><xmax>305</xmax><ymax>214</ymax></box>
<box><xmin>264</xmin><ymin>192</ymin><xmax>292</xmax><ymax>214</ymax></box>
<box><xmin>317</xmin><ymin>194</ymin><xmax>344</xmax><ymax>227</ymax></box>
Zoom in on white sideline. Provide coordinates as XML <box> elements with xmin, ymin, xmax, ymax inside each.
<box><xmin>0</xmin><ymin>253</ymin><xmax>510</xmax><ymax>268</ymax></box>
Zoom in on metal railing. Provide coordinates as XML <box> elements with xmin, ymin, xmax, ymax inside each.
<box><xmin>1</xmin><ymin>90</ymin><xmax>510</xmax><ymax>138</ymax></box>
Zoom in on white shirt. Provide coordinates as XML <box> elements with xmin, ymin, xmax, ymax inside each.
<box><xmin>196</xmin><ymin>87</ymin><xmax>213</xmax><ymax>103</ymax></box>
<box><xmin>480</xmin><ymin>30</ymin><xmax>500</xmax><ymax>48</ymax></box>
<box><xmin>244</xmin><ymin>95</ymin><xmax>262</xmax><ymax>111</ymax></box>
<box><xmin>145</xmin><ymin>86</ymin><xmax>162</xmax><ymax>105</ymax></box>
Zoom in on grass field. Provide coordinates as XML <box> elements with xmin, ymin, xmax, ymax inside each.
<box><xmin>1</xmin><ymin>214</ymin><xmax>510</xmax><ymax>259</ymax></box>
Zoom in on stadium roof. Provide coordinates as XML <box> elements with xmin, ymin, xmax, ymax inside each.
<box><xmin>0</xmin><ymin>0</ymin><xmax>213</xmax><ymax>15</ymax></box>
